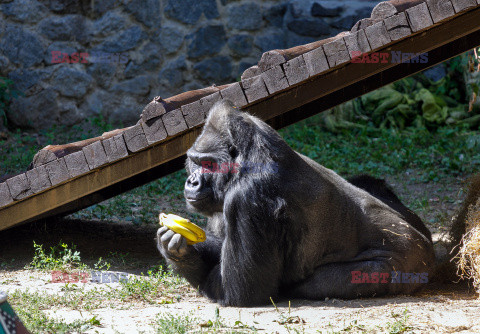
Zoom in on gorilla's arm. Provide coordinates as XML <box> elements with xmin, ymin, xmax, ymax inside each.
<box><xmin>199</xmin><ymin>190</ymin><xmax>285</xmax><ymax>306</ymax></box>
<box><xmin>158</xmin><ymin>191</ymin><xmax>285</xmax><ymax>306</ymax></box>
<box><xmin>157</xmin><ymin>228</ymin><xmax>223</xmax><ymax>288</ymax></box>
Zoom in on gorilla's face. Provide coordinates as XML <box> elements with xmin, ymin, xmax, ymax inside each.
<box><xmin>184</xmin><ymin>111</ymin><xmax>238</xmax><ymax>216</ymax></box>
<box><xmin>184</xmin><ymin>100</ymin><xmax>289</xmax><ymax>217</ymax></box>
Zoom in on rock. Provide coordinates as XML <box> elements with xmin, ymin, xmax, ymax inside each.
<box><xmin>0</xmin><ymin>55</ymin><xmax>9</xmax><ymax>73</ymax></box>
<box><xmin>1</xmin><ymin>0</ymin><xmax>48</xmax><ymax>23</ymax></box>
<box><xmin>227</xmin><ymin>3</ymin><xmax>263</xmax><ymax>30</ymax></box>
<box><xmin>187</xmin><ymin>25</ymin><xmax>226</xmax><ymax>59</ymax></box>
<box><xmin>287</xmin><ymin>17</ymin><xmax>330</xmax><ymax>37</ymax></box>
<box><xmin>111</xmin><ymin>75</ymin><xmax>151</xmax><ymax>96</ymax></box>
<box><xmin>99</xmin><ymin>25</ymin><xmax>144</xmax><ymax>53</ymax></box>
<box><xmin>125</xmin><ymin>0</ymin><xmax>161</xmax><ymax>28</ymax></box>
<box><xmin>423</xmin><ymin>64</ymin><xmax>447</xmax><ymax>82</ymax></box>
<box><xmin>263</xmin><ymin>3</ymin><xmax>287</xmax><ymax>27</ymax></box>
<box><xmin>44</xmin><ymin>41</ymin><xmax>80</xmax><ymax>65</ymax></box>
<box><xmin>254</xmin><ymin>28</ymin><xmax>286</xmax><ymax>52</ymax></box>
<box><xmin>228</xmin><ymin>34</ymin><xmax>253</xmax><ymax>57</ymax></box>
<box><xmin>165</xmin><ymin>0</ymin><xmax>219</xmax><ymax>25</ymax></box>
<box><xmin>58</xmin><ymin>99</ymin><xmax>83</xmax><ymax>126</ymax></box>
<box><xmin>51</xmin><ymin>67</ymin><xmax>93</xmax><ymax>98</ymax></box>
<box><xmin>158</xmin><ymin>26</ymin><xmax>184</xmax><ymax>54</ymax></box>
<box><xmin>158</xmin><ymin>56</ymin><xmax>187</xmax><ymax>88</ymax></box>
<box><xmin>0</xmin><ymin>25</ymin><xmax>44</xmax><ymax>67</ymax></box>
<box><xmin>311</xmin><ymin>3</ymin><xmax>343</xmax><ymax>17</ymax></box>
<box><xmin>79</xmin><ymin>90</ymin><xmax>105</xmax><ymax>117</ymax></box>
<box><xmin>7</xmin><ymin>69</ymin><xmax>41</xmax><ymax>92</ymax></box>
<box><xmin>124</xmin><ymin>43</ymin><xmax>163</xmax><ymax>78</ymax></box>
<box><xmin>87</xmin><ymin>63</ymin><xmax>116</xmax><ymax>88</ymax></box>
<box><xmin>93</xmin><ymin>12</ymin><xmax>127</xmax><ymax>38</ymax></box>
<box><xmin>194</xmin><ymin>56</ymin><xmax>232</xmax><ymax>83</ymax></box>
<box><xmin>108</xmin><ymin>96</ymin><xmax>143</xmax><ymax>126</ymax></box>
<box><xmin>91</xmin><ymin>0</ymin><xmax>116</xmax><ymax>16</ymax></box>
<box><xmin>8</xmin><ymin>89</ymin><xmax>59</xmax><ymax>129</ymax></box>
<box><xmin>38</xmin><ymin>15</ymin><xmax>89</xmax><ymax>43</ymax></box>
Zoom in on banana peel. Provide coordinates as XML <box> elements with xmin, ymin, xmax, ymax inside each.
<box><xmin>159</xmin><ymin>213</ymin><xmax>206</xmax><ymax>245</ymax></box>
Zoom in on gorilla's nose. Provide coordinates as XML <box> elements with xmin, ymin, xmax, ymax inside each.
<box><xmin>185</xmin><ymin>172</ymin><xmax>203</xmax><ymax>199</ymax></box>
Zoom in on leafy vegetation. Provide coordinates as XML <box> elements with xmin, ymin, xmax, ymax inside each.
<box><xmin>0</xmin><ymin>76</ymin><xmax>19</xmax><ymax>128</ymax></box>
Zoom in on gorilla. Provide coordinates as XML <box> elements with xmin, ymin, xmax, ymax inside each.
<box><xmin>157</xmin><ymin>100</ymin><xmax>435</xmax><ymax>307</ymax></box>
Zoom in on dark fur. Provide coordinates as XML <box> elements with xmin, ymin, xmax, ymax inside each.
<box><xmin>157</xmin><ymin>100</ymin><xmax>435</xmax><ymax>307</ymax></box>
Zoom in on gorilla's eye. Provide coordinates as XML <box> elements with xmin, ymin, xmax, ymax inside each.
<box><xmin>228</xmin><ymin>145</ymin><xmax>238</xmax><ymax>159</ymax></box>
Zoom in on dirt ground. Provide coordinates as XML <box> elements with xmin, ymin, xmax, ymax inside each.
<box><xmin>1</xmin><ymin>176</ymin><xmax>479</xmax><ymax>333</ymax></box>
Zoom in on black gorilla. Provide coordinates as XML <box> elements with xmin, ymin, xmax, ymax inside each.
<box><xmin>157</xmin><ymin>100</ymin><xmax>435</xmax><ymax>307</ymax></box>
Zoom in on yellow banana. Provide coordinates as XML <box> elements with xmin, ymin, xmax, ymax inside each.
<box><xmin>159</xmin><ymin>213</ymin><xmax>206</xmax><ymax>245</ymax></box>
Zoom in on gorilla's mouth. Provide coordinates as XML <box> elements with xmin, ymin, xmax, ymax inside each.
<box><xmin>185</xmin><ymin>194</ymin><xmax>209</xmax><ymax>202</ymax></box>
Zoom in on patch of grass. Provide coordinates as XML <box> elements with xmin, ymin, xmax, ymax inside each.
<box><xmin>281</xmin><ymin>121</ymin><xmax>479</xmax><ymax>181</ymax></box>
<box><xmin>8</xmin><ymin>290</ymin><xmax>97</xmax><ymax>334</ymax></box>
<box><xmin>155</xmin><ymin>313</ymin><xmax>198</xmax><ymax>334</ymax></box>
<box><xmin>28</xmin><ymin>241</ymin><xmax>83</xmax><ymax>271</ymax></box>
<box><xmin>386</xmin><ymin>307</ymin><xmax>414</xmax><ymax>334</ymax></box>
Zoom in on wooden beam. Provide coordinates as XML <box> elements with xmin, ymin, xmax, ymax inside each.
<box><xmin>0</xmin><ymin>128</ymin><xmax>202</xmax><ymax>230</ymax></box>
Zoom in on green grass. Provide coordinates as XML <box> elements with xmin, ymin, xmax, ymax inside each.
<box><xmin>281</xmin><ymin>119</ymin><xmax>479</xmax><ymax>181</ymax></box>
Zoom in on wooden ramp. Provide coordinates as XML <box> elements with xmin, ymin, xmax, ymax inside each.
<box><xmin>1</xmin><ymin>0</ymin><xmax>480</xmax><ymax>231</ymax></box>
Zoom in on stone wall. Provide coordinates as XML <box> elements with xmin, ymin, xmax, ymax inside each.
<box><xmin>0</xmin><ymin>0</ymin><xmax>381</xmax><ymax>130</ymax></box>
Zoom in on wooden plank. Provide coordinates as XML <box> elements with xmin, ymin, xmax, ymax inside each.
<box><xmin>426</xmin><ymin>0</ymin><xmax>456</xmax><ymax>22</ymax></box>
<box><xmin>405</xmin><ymin>2</ymin><xmax>434</xmax><ymax>32</ymax></box>
<box><xmin>181</xmin><ymin>100</ymin><xmax>205</xmax><ymax>128</ymax></box>
<box><xmin>323</xmin><ymin>37</ymin><xmax>351</xmax><ymax>68</ymax></box>
<box><xmin>31</xmin><ymin>149</ymin><xmax>57</xmax><ymax>168</ymax></box>
<box><xmin>303</xmin><ymin>46</ymin><xmax>330</xmax><ymax>77</ymax></box>
<box><xmin>6</xmin><ymin>173</ymin><xmax>33</xmax><ymax>200</ymax></box>
<box><xmin>246</xmin><ymin>6</ymin><xmax>480</xmax><ymax>130</ymax></box>
<box><xmin>371</xmin><ymin>1</ymin><xmax>398</xmax><ymax>21</ymax></box>
<box><xmin>200</xmin><ymin>92</ymin><xmax>222</xmax><ymax>118</ymax></box>
<box><xmin>141</xmin><ymin>96</ymin><xmax>166</xmax><ymax>122</ymax></box>
<box><xmin>450</xmin><ymin>0</ymin><xmax>477</xmax><ymax>12</ymax></box>
<box><xmin>261</xmin><ymin>66</ymin><xmax>289</xmax><ymax>94</ymax></box>
<box><xmin>344</xmin><ymin>30</ymin><xmax>371</xmax><ymax>57</ymax></box>
<box><xmin>64</xmin><ymin>151</ymin><xmax>90</xmax><ymax>178</ymax></box>
<box><xmin>0</xmin><ymin>182</ymin><xmax>13</xmax><ymax>207</ymax></box>
<box><xmin>26</xmin><ymin>165</ymin><xmax>51</xmax><ymax>194</ymax></box>
<box><xmin>103</xmin><ymin>134</ymin><xmax>129</xmax><ymax>162</ymax></box>
<box><xmin>351</xmin><ymin>18</ymin><xmax>373</xmax><ymax>32</ymax></box>
<box><xmin>45</xmin><ymin>158</ymin><xmax>69</xmax><ymax>186</ymax></box>
<box><xmin>384</xmin><ymin>12</ymin><xmax>412</xmax><ymax>41</ymax></box>
<box><xmin>83</xmin><ymin>141</ymin><xmax>108</xmax><ymax>169</ymax></box>
<box><xmin>219</xmin><ymin>82</ymin><xmax>248</xmax><ymax>107</ymax></box>
<box><xmin>241</xmin><ymin>75</ymin><xmax>269</xmax><ymax>103</ymax></box>
<box><xmin>0</xmin><ymin>126</ymin><xmax>203</xmax><ymax>231</ymax></box>
<box><xmin>283</xmin><ymin>56</ymin><xmax>309</xmax><ymax>86</ymax></box>
<box><xmin>365</xmin><ymin>21</ymin><xmax>392</xmax><ymax>50</ymax></box>
<box><xmin>162</xmin><ymin>109</ymin><xmax>188</xmax><ymax>136</ymax></box>
<box><xmin>256</xmin><ymin>33</ymin><xmax>349</xmax><ymax>72</ymax></box>
<box><xmin>123</xmin><ymin>124</ymin><xmax>149</xmax><ymax>153</ymax></box>
<box><xmin>241</xmin><ymin>65</ymin><xmax>261</xmax><ymax>80</ymax></box>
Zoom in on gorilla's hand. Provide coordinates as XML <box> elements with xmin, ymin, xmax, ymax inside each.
<box><xmin>157</xmin><ymin>226</ymin><xmax>190</xmax><ymax>259</ymax></box>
